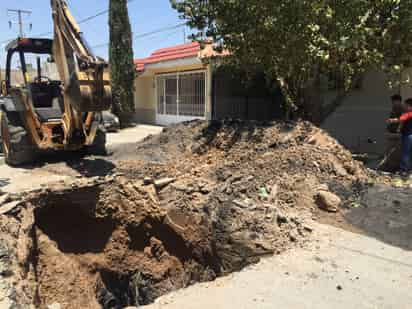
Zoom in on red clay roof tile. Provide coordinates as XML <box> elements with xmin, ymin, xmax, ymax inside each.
<box><xmin>135</xmin><ymin>42</ymin><xmax>201</xmax><ymax>72</ymax></box>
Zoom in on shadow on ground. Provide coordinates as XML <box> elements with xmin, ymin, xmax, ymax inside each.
<box><xmin>16</xmin><ymin>151</ymin><xmax>116</xmax><ymax>178</ymax></box>
<box><xmin>0</xmin><ymin>178</ymin><xmax>10</xmax><ymax>189</ymax></box>
<box><xmin>345</xmin><ymin>184</ymin><xmax>412</xmax><ymax>251</ymax></box>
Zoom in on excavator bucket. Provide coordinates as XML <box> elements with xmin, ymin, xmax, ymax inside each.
<box><xmin>51</xmin><ymin>0</ymin><xmax>111</xmax><ymax>112</ymax></box>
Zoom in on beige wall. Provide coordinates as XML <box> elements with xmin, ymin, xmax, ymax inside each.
<box><xmin>322</xmin><ymin>69</ymin><xmax>396</xmax><ymax>155</ymax></box>
<box><xmin>134</xmin><ymin>61</ymin><xmax>212</xmax><ymax>125</ymax></box>
<box><xmin>134</xmin><ymin>76</ymin><xmax>156</xmax><ymax>124</ymax></box>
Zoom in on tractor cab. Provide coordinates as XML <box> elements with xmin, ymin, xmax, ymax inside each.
<box><xmin>0</xmin><ymin>1</ymin><xmax>110</xmax><ymax>166</ymax></box>
<box><xmin>2</xmin><ymin>38</ymin><xmax>64</xmax><ymax>123</ymax></box>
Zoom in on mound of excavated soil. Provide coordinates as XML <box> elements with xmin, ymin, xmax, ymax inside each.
<box><xmin>0</xmin><ymin>120</ymin><xmax>369</xmax><ymax>309</ymax></box>
<box><xmin>127</xmin><ymin>119</ymin><xmax>368</xmax><ymax>205</ymax></box>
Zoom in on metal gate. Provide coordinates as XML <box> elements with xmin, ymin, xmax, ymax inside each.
<box><xmin>156</xmin><ymin>71</ymin><xmax>206</xmax><ymax>125</ymax></box>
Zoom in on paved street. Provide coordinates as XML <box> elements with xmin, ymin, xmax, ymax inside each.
<box><xmin>144</xmin><ymin>223</ymin><xmax>412</xmax><ymax>309</ymax></box>
<box><xmin>0</xmin><ymin>125</ymin><xmax>163</xmax><ymax>194</ymax></box>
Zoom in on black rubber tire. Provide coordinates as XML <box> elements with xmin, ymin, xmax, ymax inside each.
<box><xmin>1</xmin><ymin>112</ymin><xmax>35</xmax><ymax>166</ymax></box>
<box><xmin>87</xmin><ymin>126</ymin><xmax>107</xmax><ymax>156</ymax></box>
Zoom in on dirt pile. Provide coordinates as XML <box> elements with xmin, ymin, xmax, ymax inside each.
<box><xmin>0</xmin><ymin>120</ymin><xmax>369</xmax><ymax>309</ymax></box>
<box><xmin>128</xmin><ymin>119</ymin><xmax>368</xmax><ymax>208</ymax></box>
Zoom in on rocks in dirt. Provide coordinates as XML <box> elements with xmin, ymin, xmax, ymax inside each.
<box><xmin>303</xmin><ymin>223</ymin><xmax>315</xmax><ymax>232</ymax></box>
<box><xmin>0</xmin><ymin>243</ymin><xmax>17</xmax><ymax>309</ymax></box>
<box><xmin>269</xmin><ymin>184</ymin><xmax>279</xmax><ymax>204</ymax></box>
<box><xmin>332</xmin><ymin>160</ymin><xmax>348</xmax><ymax>177</ymax></box>
<box><xmin>277</xmin><ymin>213</ymin><xmax>289</xmax><ymax>225</ymax></box>
<box><xmin>154</xmin><ymin>177</ymin><xmax>176</xmax><ymax>190</ymax></box>
<box><xmin>143</xmin><ymin>177</ymin><xmax>154</xmax><ymax>185</ymax></box>
<box><xmin>0</xmin><ymin>245</ymin><xmax>12</xmax><ymax>277</ymax></box>
<box><xmin>0</xmin><ymin>201</ymin><xmax>22</xmax><ymax>215</ymax></box>
<box><xmin>315</xmin><ymin>190</ymin><xmax>342</xmax><ymax>212</ymax></box>
<box><xmin>0</xmin><ymin>194</ymin><xmax>21</xmax><ymax>215</ymax></box>
<box><xmin>47</xmin><ymin>303</ymin><xmax>61</xmax><ymax>309</ymax></box>
<box><xmin>233</xmin><ymin>199</ymin><xmax>253</xmax><ymax>209</ymax></box>
<box><xmin>317</xmin><ymin>184</ymin><xmax>329</xmax><ymax>192</ymax></box>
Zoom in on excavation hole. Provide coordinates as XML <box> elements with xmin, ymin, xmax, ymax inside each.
<box><xmin>127</xmin><ymin>220</ymin><xmax>193</xmax><ymax>262</ymax></box>
<box><xmin>96</xmin><ymin>270</ymin><xmax>157</xmax><ymax>308</ymax></box>
<box><xmin>30</xmin><ymin>186</ymin><xmax>219</xmax><ymax>309</ymax></box>
<box><xmin>35</xmin><ymin>199</ymin><xmax>115</xmax><ymax>254</ymax></box>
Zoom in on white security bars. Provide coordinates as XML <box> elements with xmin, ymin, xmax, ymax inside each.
<box><xmin>156</xmin><ymin>71</ymin><xmax>206</xmax><ymax>125</ymax></box>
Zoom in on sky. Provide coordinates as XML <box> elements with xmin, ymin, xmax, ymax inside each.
<box><xmin>0</xmin><ymin>0</ymin><xmax>189</xmax><ymax>67</ymax></box>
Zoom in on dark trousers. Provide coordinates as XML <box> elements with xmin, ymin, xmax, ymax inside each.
<box><xmin>400</xmin><ymin>134</ymin><xmax>412</xmax><ymax>172</ymax></box>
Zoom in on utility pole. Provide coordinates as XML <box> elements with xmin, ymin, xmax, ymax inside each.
<box><xmin>7</xmin><ymin>9</ymin><xmax>32</xmax><ymax>38</ymax></box>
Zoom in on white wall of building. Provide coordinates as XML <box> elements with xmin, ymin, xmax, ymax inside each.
<box><xmin>322</xmin><ymin>69</ymin><xmax>396</xmax><ymax>155</ymax></box>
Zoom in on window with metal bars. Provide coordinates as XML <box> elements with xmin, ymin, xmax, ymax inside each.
<box><xmin>156</xmin><ymin>71</ymin><xmax>206</xmax><ymax>118</ymax></box>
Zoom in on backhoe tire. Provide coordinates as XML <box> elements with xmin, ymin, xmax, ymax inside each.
<box><xmin>87</xmin><ymin>126</ymin><xmax>107</xmax><ymax>156</ymax></box>
<box><xmin>1</xmin><ymin>112</ymin><xmax>35</xmax><ymax>166</ymax></box>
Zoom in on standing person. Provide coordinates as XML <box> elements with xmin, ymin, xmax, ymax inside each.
<box><xmin>387</xmin><ymin>94</ymin><xmax>404</xmax><ymax>133</ymax></box>
<box><xmin>387</xmin><ymin>98</ymin><xmax>412</xmax><ymax>173</ymax></box>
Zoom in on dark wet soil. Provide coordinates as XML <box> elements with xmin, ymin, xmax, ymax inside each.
<box><xmin>345</xmin><ymin>184</ymin><xmax>412</xmax><ymax>251</ymax></box>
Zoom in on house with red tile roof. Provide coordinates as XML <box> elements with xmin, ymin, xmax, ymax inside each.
<box><xmin>133</xmin><ymin>41</ymin><xmax>280</xmax><ymax>125</ymax></box>
<box><xmin>133</xmin><ymin>42</ymin><xmax>220</xmax><ymax>125</ymax></box>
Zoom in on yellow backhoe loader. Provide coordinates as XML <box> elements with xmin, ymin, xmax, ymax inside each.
<box><xmin>0</xmin><ymin>0</ymin><xmax>111</xmax><ymax>165</ymax></box>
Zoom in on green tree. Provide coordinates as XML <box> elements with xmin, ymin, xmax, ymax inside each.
<box><xmin>109</xmin><ymin>0</ymin><xmax>135</xmax><ymax>124</ymax></box>
<box><xmin>171</xmin><ymin>0</ymin><xmax>412</xmax><ymax>120</ymax></box>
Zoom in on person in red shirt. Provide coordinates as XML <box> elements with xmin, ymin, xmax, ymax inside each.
<box><xmin>387</xmin><ymin>95</ymin><xmax>404</xmax><ymax>133</ymax></box>
<box><xmin>387</xmin><ymin>98</ymin><xmax>412</xmax><ymax>173</ymax></box>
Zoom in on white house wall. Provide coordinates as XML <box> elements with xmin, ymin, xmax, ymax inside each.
<box><xmin>134</xmin><ymin>58</ymin><xmax>212</xmax><ymax>125</ymax></box>
<box><xmin>322</xmin><ymin>69</ymin><xmax>396</xmax><ymax>155</ymax></box>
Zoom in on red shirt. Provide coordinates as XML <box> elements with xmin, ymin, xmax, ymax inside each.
<box><xmin>400</xmin><ymin>112</ymin><xmax>412</xmax><ymax>136</ymax></box>
<box><xmin>400</xmin><ymin>112</ymin><xmax>412</xmax><ymax>122</ymax></box>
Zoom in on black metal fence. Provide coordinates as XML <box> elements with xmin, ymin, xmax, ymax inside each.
<box><xmin>212</xmin><ymin>66</ymin><xmax>284</xmax><ymax>121</ymax></box>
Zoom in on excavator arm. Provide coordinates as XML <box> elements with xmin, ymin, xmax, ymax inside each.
<box><xmin>51</xmin><ymin>0</ymin><xmax>111</xmax><ymax>144</ymax></box>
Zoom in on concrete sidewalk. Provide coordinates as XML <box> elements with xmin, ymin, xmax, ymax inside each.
<box><xmin>106</xmin><ymin>124</ymin><xmax>163</xmax><ymax>147</ymax></box>
<box><xmin>144</xmin><ymin>223</ymin><xmax>412</xmax><ymax>309</ymax></box>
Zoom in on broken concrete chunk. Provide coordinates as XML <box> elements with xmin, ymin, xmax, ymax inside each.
<box><xmin>303</xmin><ymin>224</ymin><xmax>315</xmax><ymax>232</ymax></box>
<box><xmin>146</xmin><ymin>185</ymin><xmax>159</xmax><ymax>205</ymax></box>
<box><xmin>269</xmin><ymin>184</ymin><xmax>278</xmax><ymax>203</ymax></box>
<box><xmin>143</xmin><ymin>177</ymin><xmax>153</xmax><ymax>185</ymax></box>
<box><xmin>233</xmin><ymin>199</ymin><xmax>253</xmax><ymax>209</ymax></box>
<box><xmin>332</xmin><ymin>161</ymin><xmax>348</xmax><ymax>176</ymax></box>
<box><xmin>315</xmin><ymin>191</ymin><xmax>341</xmax><ymax>212</ymax></box>
<box><xmin>0</xmin><ymin>201</ymin><xmax>22</xmax><ymax>215</ymax></box>
<box><xmin>0</xmin><ymin>194</ymin><xmax>11</xmax><ymax>206</ymax></box>
<box><xmin>154</xmin><ymin>177</ymin><xmax>176</xmax><ymax>190</ymax></box>
<box><xmin>317</xmin><ymin>184</ymin><xmax>329</xmax><ymax>192</ymax></box>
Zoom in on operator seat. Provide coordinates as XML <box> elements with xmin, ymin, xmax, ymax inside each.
<box><xmin>29</xmin><ymin>82</ymin><xmax>63</xmax><ymax>122</ymax></box>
